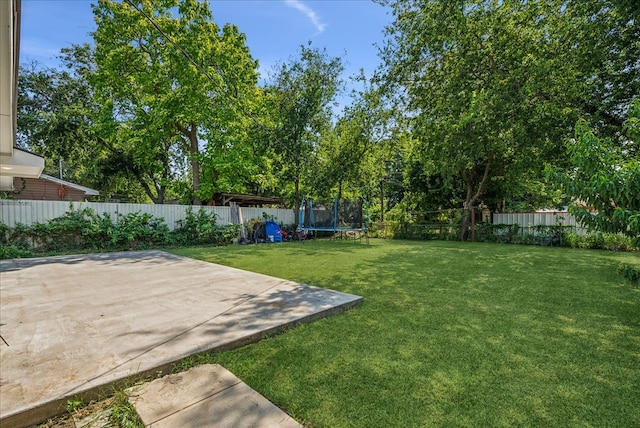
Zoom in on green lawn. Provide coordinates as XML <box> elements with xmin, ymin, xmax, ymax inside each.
<box><xmin>170</xmin><ymin>240</ymin><xmax>639</xmax><ymax>427</ymax></box>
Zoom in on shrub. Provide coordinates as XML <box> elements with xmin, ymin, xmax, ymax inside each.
<box><xmin>564</xmin><ymin>232</ymin><xmax>584</xmax><ymax>248</ymax></box>
<box><xmin>0</xmin><ymin>204</ymin><xmax>246</xmax><ymax>259</ymax></box>
<box><xmin>108</xmin><ymin>212</ymin><xmax>171</xmax><ymax>250</ymax></box>
<box><xmin>475</xmin><ymin>223</ymin><xmax>498</xmax><ymax>243</ymax></box>
<box><xmin>561</xmin><ymin>232</ymin><xmax>636</xmax><ymax>252</ymax></box>
<box><xmin>618</xmin><ymin>263</ymin><xmax>640</xmax><ymax>286</ymax></box>
<box><xmin>172</xmin><ymin>207</ymin><xmax>230</xmax><ymax>246</ymax></box>
<box><xmin>602</xmin><ymin>233</ymin><xmax>632</xmax><ymax>252</ymax></box>
<box><xmin>587</xmin><ymin>233</ymin><xmax>606</xmax><ymax>249</ymax></box>
<box><xmin>0</xmin><ymin>243</ymin><xmax>33</xmax><ymax>259</ymax></box>
<box><xmin>222</xmin><ymin>224</ymin><xmax>241</xmax><ymax>244</ymax></box>
<box><xmin>490</xmin><ymin>224</ymin><xmax>519</xmax><ymax>244</ymax></box>
<box><xmin>25</xmin><ymin>207</ymin><xmax>99</xmax><ymax>252</ymax></box>
<box><xmin>0</xmin><ymin>222</ymin><xmax>10</xmax><ymax>244</ymax></box>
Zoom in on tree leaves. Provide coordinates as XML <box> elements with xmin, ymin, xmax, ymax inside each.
<box><xmin>378</xmin><ymin>0</ymin><xmax>639</xmax><ymax>239</ymax></box>
<box><xmin>265</xmin><ymin>44</ymin><xmax>344</xmax><ymax>208</ymax></box>
<box><xmin>551</xmin><ymin>100</ymin><xmax>640</xmax><ymax>244</ymax></box>
<box><xmin>91</xmin><ymin>0</ymin><xmax>259</xmax><ymax>204</ymax></box>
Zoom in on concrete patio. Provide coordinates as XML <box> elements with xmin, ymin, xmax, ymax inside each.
<box><xmin>0</xmin><ymin>250</ymin><xmax>363</xmax><ymax>427</ymax></box>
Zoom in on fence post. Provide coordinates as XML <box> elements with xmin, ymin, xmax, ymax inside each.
<box><xmin>471</xmin><ymin>207</ymin><xmax>476</xmax><ymax>242</ymax></box>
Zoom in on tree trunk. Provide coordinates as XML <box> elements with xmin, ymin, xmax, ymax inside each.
<box><xmin>459</xmin><ymin>153</ymin><xmax>495</xmax><ymax>241</ymax></box>
<box><xmin>459</xmin><ymin>204</ymin><xmax>472</xmax><ymax>241</ymax></box>
<box><xmin>459</xmin><ymin>215</ymin><xmax>471</xmax><ymax>241</ymax></box>
<box><xmin>380</xmin><ymin>180</ymin><xmax>385</xmax><ymax>223</ymax></box>
<box><xmin>139</xmin><ymin>179</ymin><xmax>160</xmax><ymax>204</ymax></box>
<box><xmin>156</xmin><ymin>186</ymin><xmax>166</xmax><ymax>205</ymax></box>
<box><xmin>294</xmin><ymin>177</ymin><xmax>300</xmax><ymax>215</ymax></box>
<box><xmin>191</xmin><ymin>159</ymin><xmax>201</xmax><ymax>206</ymax></box>
<box><xmin>176</xmin><ymin>122</ymin><xmax>201</xmax><ymax>205</ymax></box>
<box><xmin>189</xmin><ymin>129</ymin><xmax>201</xmax><ymax>206</ymax></box>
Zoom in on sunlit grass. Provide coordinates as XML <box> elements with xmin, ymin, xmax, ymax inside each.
<box><xmin>171</xmin><ymin>240</ymin><xmax>640</xmax><ymax>427</ymax></box>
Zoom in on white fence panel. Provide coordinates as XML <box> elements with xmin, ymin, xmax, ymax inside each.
<box><xmin>0</xmin><ymin>200</ymin><xmax>295</xmax><ymax>230</ymax></box>
<box><xmin>241</xmin><ymin>207</ymin><xmax>296</xmax><ymax>225</ymax></box>
<box><xmin>0</xmin><ymin>200</ymin><xmax>32</xmax><ymax>227</ymax></box>
<box><xmin>492</xmin><ymin>211</ymin><xmax>586</xmax><ymax>234</ymax></box>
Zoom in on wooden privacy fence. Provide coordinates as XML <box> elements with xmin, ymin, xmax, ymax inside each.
<box><xmin>492</xmin><ymin>211</ymin><xmax>587</xmax><ymax>235</ymax></box>
<box><xmin>0</xmin><ymin>200</ymin><xmax>296</xmax><ymax>230</ymax></box>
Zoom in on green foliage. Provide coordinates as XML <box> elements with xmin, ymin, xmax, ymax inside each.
<box><xmin>550</xmin><ymin>100</ymin><xmax>640</xmax><ymax>245</ymax></box>
<box><xmin>17</xmin><ymin>61</ymin><xmax>100</xmax><ymax>189</ymax></box>
<box><xmin>65</xmin><ymin>399</ymin><xmax>83</xmax><ymax>414</ymax></box>
<box><xmin>564</xmin><ymin>232</ymin><xmax>597</xmax><ymax>250</ymax></box>
<box><xmin>378</xmin><ymin>0</ymin><xmax>640</xmax><ymax>237</ymax></box>
<box><xmin>108</xmin><ymin>390</ymin><xmax>144</xmax><ymax>428</ymax></box>
<box><xmin>370</xmin><ymin>211</ymin><xmax>638</xmax><ymax>251</ymax></box>
<box><xmin>4</xmin><ymin>207</ymin><xmax>168</xmax><ymax>252</ymax></box>
<box><xmin>618</xmin><ymin>263</ymin><xmax>640</xmax><ymax>286</ymax></box>
<box><xmin>564</xmin><ymin>232</ymin><xmax>636</xmax><ymax>252</ymax></box>
<box><xmin>0</xmin><ymin>206</ymin><xmax>237</xmax><ymax>259</ymax></box>
<box><xmin>31</xmin><ymin>208</ymin><xmax>94</xmax><ymax>252</ymax></box>
<box><xmin>16</xmin><ymin>0</ymin><xmax>265</xmax><ymax>205</ymax></box>
<box><xmin>172</xmin><ymin>207</ymin><xmax>231</xmax><ymax>246</ymax></box>
<box><xmin>266</xmin><ymin>43</ymin><xmax>344</xmax><ymax>208</ymax></box>
<box><xmin>475</xmin><ymin>223</ymin><xmax>524</xmax><ymax>244</ymax></box>
<box><xmin>379</xmin><ymin>1</ymin><xmax>583</xmax><ymax>238</ymax></box>
<box><xmin>107</xmin><ymin>212</ymin><xmax>171</xmax><ymax>249</ymax></box>
<box><xmin>0</xmin><ymin>243</ymin><xmax>33</xmax><ymax>259</ymax></box>
<box><xmin>16</xmin><ymin>0</ymin><xmax>640</xmax><ymax>221</ymax></box>
<box><xmin>312</xmin><ymin>84</ymin><xmax>393</xmax><ymax>201</ymax></box>
<box><xmin>90</xmin><ymin>0</ymin><xmax>260</xmax><ymax>204</ymax></box>
<box><xmin>261</xmin><ymin>211</ymin><xmax>277</xmax><ymax>222</ymax></box>
<box><xmin>601</xmin><ymin>233</ymin><xmax>635</xmax><ymax>252</ymax></box>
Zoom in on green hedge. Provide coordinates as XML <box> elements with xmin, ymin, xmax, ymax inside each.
<box><xmin>563</xmin><ymin>231</ymin><xmax>636</xmax><ymax>251</ymax></box>
<box><xmin>369</xmin><ymin>221</ymin><xmax>637</xmax><ymax>252</ymax></box>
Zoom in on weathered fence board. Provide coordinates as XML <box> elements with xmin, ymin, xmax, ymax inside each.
<box><xmin>0</xmin><ymin>200</ymin><xmax>295</xmax><ymax>230</ymax></box>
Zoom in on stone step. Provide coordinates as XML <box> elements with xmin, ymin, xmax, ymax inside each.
<box><xmin>128</xmin><ymin>364</ymin><xmax>302</xmax><ymax>428</ymax></box>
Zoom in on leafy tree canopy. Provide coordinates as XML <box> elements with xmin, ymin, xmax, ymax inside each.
<box><xmin>265</xmin><ymin>43</ymin><xmax>344</xmax><ymax>209</ymax></box>
<box><xmin>377</xmin><ymin>0</ymin><xmax>639</xmax><ymax>239</ymax></box>
<box><xmin>550</xmin><ymin>100</ymin><xmax>640</xmax><ymax>245</ymax></box>
<box><xmin>90</xmin><ymin>0</ymin><xmax>260</xmax><ymax>204</ymax></box>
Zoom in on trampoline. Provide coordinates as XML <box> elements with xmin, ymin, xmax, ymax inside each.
<box><xmin>298</xmin><ymin>196</ymin><xmax>369</xmax><ymax>243</ymax></box>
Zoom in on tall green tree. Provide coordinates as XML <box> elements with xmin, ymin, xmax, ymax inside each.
<box><xmin>91</xmin><ymin>0</ymin><xmax>259</xmax><ymax>204</ymax></box>
<box><xmin>17</xmin><ymin>62</ymin><xmax>95</xmax><ymax>182</ymax></box>
<box><xmin>57</xmin><ymin>43</ymin><xmax>175</xmax><ymax>203</ymax></box>
<box><xmin>378</xmin><ymin>0</ymin><xmax>639</xmax><ymax>239</ymax></box>
<box><xmin>550</xmin><ymin>101</ymin><xmax>640</xmax><ymax>245</ymax></box>
<box><xmin>266</xmin><ymin>44</ymin><xmax>344</xmax><ymax>210</ymax></box>
<box><xmin>313</xmin><ymin>81</ymin><xmax>395</xmax><ymax>209</ymax></box>
<box><xmin>16</xmin><ymin>56</ymin><xmax>146</xmax><ymax>201</ymax></box>
<box><xmin>313</xmin><ymin>104</ymin><xmax>373</xmax><ymax>199</ymax></box>
<box><xmin>567</xmin><ymin>0</ymin><xmax>640</xmax><ymax>131</ymax></box>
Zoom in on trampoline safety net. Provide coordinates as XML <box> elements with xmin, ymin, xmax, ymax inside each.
<box><xmin>299</xmin><ymin>197</ymin><xmax>368</xmax><ymax>231</ymax></box>
<box><xmin>338</xmin><ymin>200</ymin><xmax>364</xmax><ymax>228</ymax></box>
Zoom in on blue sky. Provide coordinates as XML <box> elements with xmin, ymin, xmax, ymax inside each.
<box><xmin>20</xmin><ymin>0</ymin><xmax>393</xmax><ymax>87</ymax></box>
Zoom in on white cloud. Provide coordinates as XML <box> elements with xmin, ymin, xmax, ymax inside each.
<box><xmin>284</xmin><ymin>0</ymin><xmax>326</xmax><ymax>33</ymax></box>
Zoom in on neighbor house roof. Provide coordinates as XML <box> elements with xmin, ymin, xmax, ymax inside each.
<box><xmin>39</xmin><ymin>174</ymin><xmax>100</xmax><ymax>196</ymax></box>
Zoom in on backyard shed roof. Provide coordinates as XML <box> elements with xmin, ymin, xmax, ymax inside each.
<box><xmin>213</xmin><ymin>192</ymin><xmax>284</xmax><ymax>207</ymax></box>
